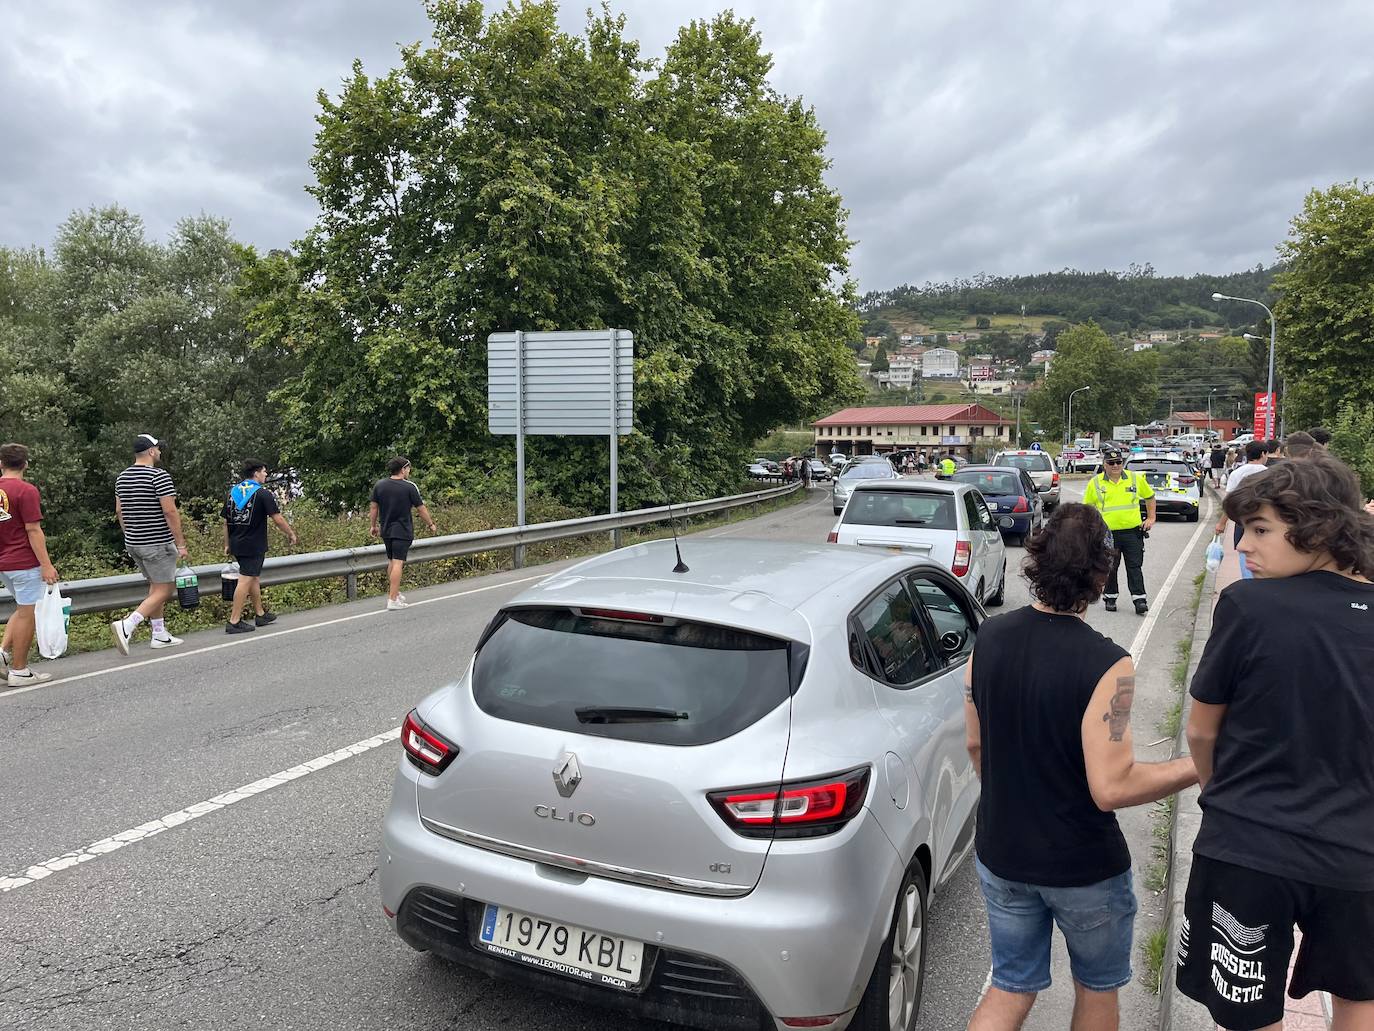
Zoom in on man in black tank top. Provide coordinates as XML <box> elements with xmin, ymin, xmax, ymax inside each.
<box><xmin>965</xmin><ymin>504</ymin><xmax>1196</xmax><ymax>1031</ymax></box>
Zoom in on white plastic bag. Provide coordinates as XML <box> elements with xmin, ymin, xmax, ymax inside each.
<box><xmin>1205</xmin><ymin>535</ymin><xmax>1224</xmax><ymax>573</ymax></box>
<box><xmin>35</xmin><ymin>583</ymin><xmax>71</xmax><ymax>659</ymax></box>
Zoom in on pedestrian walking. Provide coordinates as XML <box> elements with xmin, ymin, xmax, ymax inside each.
<box><xmin>221</xmin><ymin>461</ymin><xmax>297</xmax><ymax>634</ymax></box>
<box><xmin>800</xmin><ymin>455</ymin><xmax>812</xmax><ymax>489</ymax></box>
<box><xmin>1178</xmin><ymin>455</ymin><xmax>1374</xmax><ymax>1031</ymax></box>
<box><xmin>111</xmin><ymin>434</ymin><xmax>189</xmax><ymax>654</ymax></box>
<box><xmin>918</xmin><ymin>451</ymin><xmax>928</xmax><ymax>475</ymax></box>
<box><xmin>1083</xmin><ymin>444</ymin><xmax>1156</xmax><ymax>614</ymax></box>
<box><xmin>1208</xmin><ymin>444</ymin><xmax>1225</xmax><ymax>485</ymax></box>
<box><xmin>964</xmin><ymin>503</ymin><xmax>1197</xmax><ymax>1031</ymax></box>
<box><xmin>370</xmin><ymin>457</ymin><xmax>437</xmax><ymax>611</ymax></box>
<box><xmin>0</xmin><ymin>444</ymin><xmax>60</xmax><ymax>686</ymax></box>
<box><xmin>1283</xmin><ymin>430</ymin><xmax>1318</xmax><ymax>460</ymax></box>
<box><xmin>1308</xmin><ymin>426</ymin><xmax>1332</xmax><ymax>450</ymax></box>
<box><xmin>1214</xmin><ymin>440</ymin><xmax>1272</xmax><ymax>582</ymax></box>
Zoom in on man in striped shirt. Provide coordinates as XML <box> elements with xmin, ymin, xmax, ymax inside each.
<box><xmin>111</xmin><ymin>434</ymin><xmax>188</xmax><ymax>654</ymax></box>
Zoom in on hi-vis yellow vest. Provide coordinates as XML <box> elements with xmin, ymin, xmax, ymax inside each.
<box><xmin>1084</xmin><ymin>470</ymin><xmax>1154</xmax><ymax>530</ymax></box>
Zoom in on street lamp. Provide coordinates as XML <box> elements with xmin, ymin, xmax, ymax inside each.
<box><xmin>1067</xmin><ymin>385</ymin><xmax>1091</xmax><ymax>445</ymax></box>
<box><xmin>1214</xmin><ymin>292</ymin><xmax>1277</xmax><ymax>436</ymax></box>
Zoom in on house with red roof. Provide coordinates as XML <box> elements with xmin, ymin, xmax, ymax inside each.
<box><xmin>813</xmin><ymin>403</ymin><xmax>1013</xmax><ymax>459</ymax></box>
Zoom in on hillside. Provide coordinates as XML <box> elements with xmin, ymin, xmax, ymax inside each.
<box><xmin>858</xmin><ymin>265</ymin><xmax>1279</xmax><ymax>336</ymax></box>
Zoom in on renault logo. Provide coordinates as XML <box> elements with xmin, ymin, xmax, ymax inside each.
<box><xmin>552</xmin><ymin>752</ymin><xmax>582</xmax><ymax>797</ymax></box>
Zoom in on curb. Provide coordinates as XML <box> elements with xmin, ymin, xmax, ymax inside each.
<box><xmin>1157</xmin><ymin>560</ymin><xmax>1217</xmax><ymax>1031</ymax></box>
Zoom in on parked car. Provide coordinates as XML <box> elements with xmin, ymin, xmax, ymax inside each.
<box><xmin>806</xmin><ymin>459</ymin><xmax>831</xmax><ymax>482</ymax></box>
<box><xmin>832</xmin><ymin>460</ymin><xmax>898</xmax><ymax>515</ymax></box>
<box><xmin>746</xmin><ymin>462</ymin><xmax>772</xmax><ymax>479</ymax></box>
<box><xmin>754</xmin><ymin>458</ymin><xmax>780</xmax><ymax>473</ymax></box>
<box><xmin>381</xmin><ymin>539</ymin><xmax>981</xmax><ymax>1031</ymax></box>
<box><xmin>828</xmin><ymin>479</ymin><xmax>1007</xmax><ymax>607</ymax></box>
<box><xmin>950</xmin><ymin>466</ymin><xmax>1045</xmax><ymax>545</ymax></box>
<box><xmin>1126</xmin><ymin>456</ymin><xmax>1201</xmax><ymax>498</ymax></box>
<box><xmin>1228</xmin><ymin>432</ymin><xmax>1255</xmax><ymax>447</ymax></box>
<box><xmin>991</xmin><ymin>450</ymin><xmax>1060</xmax><ymax>509</ymax></box>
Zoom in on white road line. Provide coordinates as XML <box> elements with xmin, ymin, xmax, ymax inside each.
<box><xmin>1128</xmin><ymin>494</ymin><xmax>1215</xmax><ymax>666</ymax></box>
<box><xmin>0</xmin><ymin>574</ymin><xmax>547</xmax><ymax>701</ymax></box>
<box><xmin>0</xmin><ymin>726</ymin><xmax>402</xmax><ymax>895</ymax></box>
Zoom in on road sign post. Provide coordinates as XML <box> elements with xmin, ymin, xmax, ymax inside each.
<box><xmin>489</xmin><ymin>329</ymin><xmax>634</xmax><ymax>567</ymax></box>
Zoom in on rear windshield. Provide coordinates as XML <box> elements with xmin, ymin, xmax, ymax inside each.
<box><xmin>1143</xmin><ymin>472</ymin><xmax>1171</xmax><ymax>487</ymax></box>
<box><xmin>952</xmin><ymin>470</ymin><xmax>1023</xmax><ymax>495</ymax></box>
<box><xmin>1129</xmin><ymin>461</ymin><xmax>1190</xmax><ymax>475</ymax></box>
<box><xmin>472</xmin><ymin>608</ymin><xmax>795</xmax><ymax>745</ymax></box>
<box><xmin>842</xmin><ymin>490</ymin><xmax>958</xmax><ymax>529</ymax></box>
<box><xmin>839</xmin><ymin>463</ymin><xmax>895</xmax><ymax>481</ymax></box>
<box><xmin>996</xmin><ymin>454</ymin><xmax>1052</xmax><ymax>472</ymax></box>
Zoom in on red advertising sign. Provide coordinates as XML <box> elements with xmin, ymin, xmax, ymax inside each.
<box><xmin>1254</xmin><ymin>392</ymin><xmax>1277</xmax><ymax>439</ymax></box>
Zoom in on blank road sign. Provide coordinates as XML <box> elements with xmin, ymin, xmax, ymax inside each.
<box><xmin>488</xmin><ymin>330</ymin><xmax>633</xmax><ymax>436</ymax></box>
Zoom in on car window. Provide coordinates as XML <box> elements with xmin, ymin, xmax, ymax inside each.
<box><xmin>1143</xmin><ymin>471</ymin><xmax>1171</xmax><ymax>488</ymax></box>
<box><xmin>953</xmin><ymin>470</ymin><xmax>1022</xmax><ymax>496</ymax></box>
<box><xmin>472</xmin><ymin>608</ymin><xmax>795</xmax><ymax>745</ymax></box>
<box><xmin>973</xmin><ymin>494</ymin><xmax>997</xmax><ymax>531</ymax></box>
<box><xmin>839</xmin><ymin>463</ymin><xmax>895</xmax><ymax>481</ymax></box>
<box><xmin>842</xmin><ymin>490</ymin><xmax>957</xmax><ymax>529</ymax></box>
<box><xmin>961</xmin><ymin>491</ymin><xmax>982</xmax><ymax>531</ymax></box>
<box><xmin>1021</xmin><ymin>471</ymin><xmax>1038</xmax><ymax>496</ymax></box>
<box><xmin>853</xmin><ymin>582</ymin><xmax>936</xmax><ymax>687</ymax></box>
<box><xmin>996</xmin><ymin>454</ymin><xmax>1052</xmax><ymax>473</ymax></box>
<box><xmin>908</xmin><ymin>575</ymin><xmax>978</xmax><ymax>663</ymax></box>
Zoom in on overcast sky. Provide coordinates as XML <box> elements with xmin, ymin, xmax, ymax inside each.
<box><xmin>4</xmin><ymin>0</ymin><xmax>1373</xmax><ymax>291</ymax></box>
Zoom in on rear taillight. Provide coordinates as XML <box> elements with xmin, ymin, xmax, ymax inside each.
<box><xmin>952</xmin><ymin>540</ymin><xmax>971</xmax><ymax>577</ymax></box>
<box><xmin>1012</xmin><ymin>496</ymin><xmax>1029</xmax><ymax>513</ymax></box>
<box><xmin>401</xmin><ymin>709</ymin><xmax>459</xmax><ymax>776</ymax></box>
<box><xmin>1052</xmin><ymin>472</ymin><xmax>1060</xmax><ymax>485</ymax></box>
<box><xmin>708</xmin><ymin>767</ymin><xmax>870</xmax><ymax>839</ymax></box>
<box><xmin>826</xmin><ymin>530</ymin><xmax>839</xmax><ymax>543</ymax></box>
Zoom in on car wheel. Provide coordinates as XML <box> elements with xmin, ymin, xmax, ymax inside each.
<box><xmin>833</xmin><ymin>507</ymin><xmax>842</xmax><ymax>516</ymax></box>
<box><xmin>974</xmin><ymin>579</ymin><xmax>984</xmax><ymax>605</ymax></box>
<box><xmin>1186</xmin><ymin>508</ymin><xmax>1199</xmax><ymax>522</ymax></box>
<box><xmin>986</xmin><ymin>563</ymin><xmax>1006</xmax><ymax>607</ymax></box>
<box><xmin>850</xmin><ymin>862</ymin><xmax>928</xmax><ymax>1031</ymax></box>
<box><xmin>1008</xmin><ymin>533</ymin><xmax>1024</xmax><ymax>548</ymax></box>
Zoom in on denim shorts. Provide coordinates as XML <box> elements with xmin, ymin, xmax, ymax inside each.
<box><xmin>976</xmin><ymin>856</ymin><xmax>1138</xmax><ymax>993</ymax></box>
<box><xmin>0</xmin><ymin>566</ymin><xmax>44</xmax><ymax>606</ymax></box>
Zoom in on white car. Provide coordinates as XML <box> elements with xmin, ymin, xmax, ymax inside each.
<box><xmin>832</xmin><ymin>459</ymin><xmax>898</xmax><ymax>516</ymax></box>
<box><xmin>992</xmin><ymin>450</ymin><xmax>1060</xmax><ymax>509</ymax></box>
<box><xmin>829</xmin><ymin>480</ymin><xmax>1007</xmax><ymax>607</ymax></box>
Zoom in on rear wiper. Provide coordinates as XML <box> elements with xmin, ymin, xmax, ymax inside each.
<box><xmin>575</xmin><ymin>706</ymin><xmax>690</xmax><ymax>724</ymax></box>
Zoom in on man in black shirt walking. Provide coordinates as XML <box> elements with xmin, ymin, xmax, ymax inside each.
<box><xmin>1178</xmin><ymin>455</ymin><xmax>1374</xmax><ymax>1031</ymax></box>
<box><xmin>965</xmin><ymin>504</ymin><xmax>1196</xmax><ymax>1031</ymax></box>
<box><xmin>221</xmin><ymin>460</ymin><xmax>297</xmax><ymax>634</ymax></box>
<box><xmin>370</xmin><ymin>457</ymin><xmax>437</xmax><ymax>611</ymax></box>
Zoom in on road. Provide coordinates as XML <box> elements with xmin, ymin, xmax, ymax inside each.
<box><xmin>0</xmin><ymin>481</ymin><xmax>1212</xmax><ymax>1031</ymax></box>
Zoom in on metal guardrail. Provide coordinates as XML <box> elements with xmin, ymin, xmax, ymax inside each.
<box><xmin>0</xmin><ymin>481</ymin><xmax>803</xmax><ymax>619</ymax></box>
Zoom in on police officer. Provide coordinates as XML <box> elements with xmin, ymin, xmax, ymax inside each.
<box><xmin>1083</xmin><ymin>444</ymin><xmax>1156</xmax><ymax>614</ymax></box>
<box><xmin>939</xmin><ymin>453</ymin><xmax>957</xmax><ymax>479</ymax></box>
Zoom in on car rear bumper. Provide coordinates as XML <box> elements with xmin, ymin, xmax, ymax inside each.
<box><xmin>380</xmin><ymin>764</ymin><xmax>904</xmax><ymax>1028</ymax></box>
<box><xmin>1147</xmin><ymin>497</ymin><xmax>1199</xmax><ymax>515</ymax></box>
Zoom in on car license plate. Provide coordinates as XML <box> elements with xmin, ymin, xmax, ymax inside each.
<box><xmin>478</xmin><ymin>904</ymin><xmax>644</xmax><ymax>990</ymax></box>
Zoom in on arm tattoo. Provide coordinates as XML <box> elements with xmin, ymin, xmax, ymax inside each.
<box><xmin>1103</xmin><ymin>676</ymin><xmax>1135</xmax><ymax>742</ymax></box>
<box><xmin>964</xmin><ymin>680</ymin><xmax>974</xmax><ymax>702</ymax></box>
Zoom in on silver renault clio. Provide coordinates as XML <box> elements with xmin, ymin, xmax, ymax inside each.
<box><xmin>380</xmin><ymin>538</ymin><xmax>981</xmax><ymax>1031</ymax></box>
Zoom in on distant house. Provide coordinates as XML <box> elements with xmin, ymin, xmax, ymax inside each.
<box><xmin>887</xmin><ymin>354</ymin><xmax>920</xmax><ymax>389</ymax></box>
<box><xmin>1029</xmin><ymin>349</ymin><xmax>1056</xmax><ymax>364</ymax></box>
<box><xmin>1198</xmin><ymin>332</ymin><xmax>1223</xmax><ymax>340</ymax></box>
<box><xmin>967</xmin><ymin>359</ymin><xmax>996</xmax><ymax>382</ymax></box>
<box><xmin>1173</xmin><ymin>411</ymin><xmax>1243</xmax><ymax>439</ymax></box>
<box><xmin>865</xmin><ymin>336</ymin><xmax>883</xmax><ymax>348</ymax></box>
<box><xmin>922</xmin><ymin>347</ymin><xmax>960</xmax><ymax>378</ymax></box>
<box><xmin>1148</xmin><ymin>330</ymin><xmax>1169</xmax><ymax>343</ymax></box>
<box><xmin>1132</xmin><ymin>340</ymin><xmax>1155</xmax><ymax>352</ymax></box>
<box><xmin>898</xmin><ymin>333</ymin><xmax>913</xmax><ymax>344</ymax></box>
<box><xmin>813</xmin><ymin>403</ymin><xmax>1012</xmax><ymax>459</ymax></box>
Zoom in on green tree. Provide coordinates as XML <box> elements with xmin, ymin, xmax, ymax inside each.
<box><xmin>1273</xmin><ymin>181</ymin><xmax>1374</xmax><ymax>429</ymax></box>
<box><xmin>1330</xmin><ymin>402</ymin><xmax>1374</xmax><ymax>498</ymax></box>
<box><xmin>975</xmin><ymin>315</ymin><xmax>991</xmax><ymax>329</ymax></box>
<box><xmin>248</xmin><ymin>1</ymin><xmax>861</xmax><ymax>512</ymax></box>
<box><xmin>1026</xmin><ymin>322</ymin><xmax>1158</xmax><ymax>439</ymax></box>
<box><xmin>870</xmin><ymin>344</ymin><xmax>889</xmax><ymax>372</ymax></box>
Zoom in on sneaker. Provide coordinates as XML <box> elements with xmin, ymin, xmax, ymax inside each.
<box><xmin>7</xmin><ymin>668</ymin><xmax>52</xmax><ymax>687</ymax></box>
<box><xmin>1133</xmin><ymin>598</ymin><xmax>1149</xmax><ymax>615</ymax></box>
<box><xmin>225</xmin><ymin>620</ymin><xmax>257</xmax><ymax>635</ymax></box>
<box><xmin>111</xmin><ymin>618</ymin><xmax>133</xmax><ymax>656</ymax></box>
<box><xmin>254</xmin><ymin>612</ymin><xmax>278</xmax><ymax>627</ymax></box>
<box><xmin>386</xmin><ymin>598</ymin><xmax>409</xmax><ymax>611</ymax></box>
<box><xmin>1103</xmin><ymin>598</ymin><xmax>1117</xmax><ymax>612</ymax></box>
<box><xmin>150</xmin><ymin>633</ymin><xmax>184</xmax><ymax>649</ymax></box>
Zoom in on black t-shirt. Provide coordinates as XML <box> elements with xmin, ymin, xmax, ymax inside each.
<box><xmin>1209</xmin><ymin>450</ymin><xmax>1225</xmax><ymax>468</ymax></box>
<box><xmin>972</xmin><ymin>606</ymin><xmax>1132</xmax><ymax>886</ymax></box>
<box><xmin>371</xmin><ymin>477</ymin><xmax>423</xmax><ymax>541</ymax></box>
<box><xmin>221</xmin><ymin>486</ymin><xmax>280</xmax><ymax>557</ymax></box>
<box><xmin>1191</xmin><ymin>572</ymin><xmax>1374</xmax><ymax>890</ymax></box>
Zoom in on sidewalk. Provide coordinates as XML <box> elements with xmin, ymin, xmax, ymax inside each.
<box><xmin>1159</xmin><ymin>518</ymin><xmax>1334</xmax><ymax>1030</ymax></box>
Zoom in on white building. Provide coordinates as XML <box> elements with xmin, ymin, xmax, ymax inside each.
<box><xmin>922</xmin><ymin>347</ymin><xmax>960</xmax><ymax>378</ymax></box>
<box><xmin>887</xmin><ymin>354</ymin><xmax>920</xmax><ymax>388</ymax></box>
<box><xmin>1132</xmin><ymin>340</ymin><xmax>1155</xmax><ymax>352</ymax></box>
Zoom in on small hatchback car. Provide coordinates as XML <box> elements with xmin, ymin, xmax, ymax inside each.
<box><xmin>381</xmin><ymin>539</ymin><xmax>981</xmax><ymax>1031</ymax></box>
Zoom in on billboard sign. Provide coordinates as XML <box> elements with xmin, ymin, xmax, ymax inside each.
<box><xmin>1253</xmin><ymin>391</ymin><xmax>1276</xmax><ymax>439</ymax></box>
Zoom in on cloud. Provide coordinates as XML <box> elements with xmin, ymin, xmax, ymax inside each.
<box><xmin>4</xmin><ymin>0</ymin><xmax>1374</xmax><ymax>291</ymax></box>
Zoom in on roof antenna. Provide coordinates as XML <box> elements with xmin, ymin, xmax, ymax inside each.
<box><xmin>668</xmin><ymin>500</ymin><xmax>690</xmax><ymax>574</ymax></box>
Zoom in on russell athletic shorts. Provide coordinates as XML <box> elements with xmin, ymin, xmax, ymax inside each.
<box><xmin>126</xmin><ymin>541</ymin><xmax>179</xmax><ymax>584</ymax></box>
<box><xmin>0</xmin><ymin>566</ymin><xmax>45</xmax><ymax>606</ymax></box>
<box><xmin>383</xmin><ymin>537</ymin><xmax>412</xmax><ymax>561</ymax></box>
<box><xmin>1176</xmin><ymin>854</ymin><xmax>1374</xmax><ymax>1030</ymax></box>
<box><xmin>975</xmin><ymin>856</ymin><xmax>1137</xmax><ymax>993</ymax></box>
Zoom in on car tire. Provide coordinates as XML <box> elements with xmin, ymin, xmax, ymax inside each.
<box><xmin>834</xmin><ymin>508</ymin><xmax>842</xmax><ymax>516</ymax></box>
<box><xmin>849</xmin><ymin>861</ymin><xmax>929</xmax><ymax>1031</ymax></box>
<box><xmin>986</xmin><ymin>563</ymin><xmax>1006</xmax><ymax>607</ymax></box>
<box><xmin>1008</xmin><ymin>533</ymin><xmax>1024</xmax><ymax>548</ymax></box>
<box><xmin>1186</xmin><ymin>509</ymin><xmax>1199</xmax><ymax>522</ymax></box>
<box><xmin>974</xmin><ymin>579</ymin><xmax>985</xmax><ymax>605</ymax></box>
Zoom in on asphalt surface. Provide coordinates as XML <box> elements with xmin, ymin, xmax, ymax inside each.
<box><xmin>0</xmin><ymin>481</ymin><xmax>1212</xmax><ymax>1031</ymax></box>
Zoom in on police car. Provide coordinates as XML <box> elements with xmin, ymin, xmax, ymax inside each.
<box><xmin>1134</xmin><ymin>468</ymin><xmax>1200</xmax><ymax>522</ymax></box>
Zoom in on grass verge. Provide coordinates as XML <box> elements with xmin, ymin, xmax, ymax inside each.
<box><xmin>1141</xmin><ymin>926</ymin><xmax>1168</xmax><ymax>994</ymax></box>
